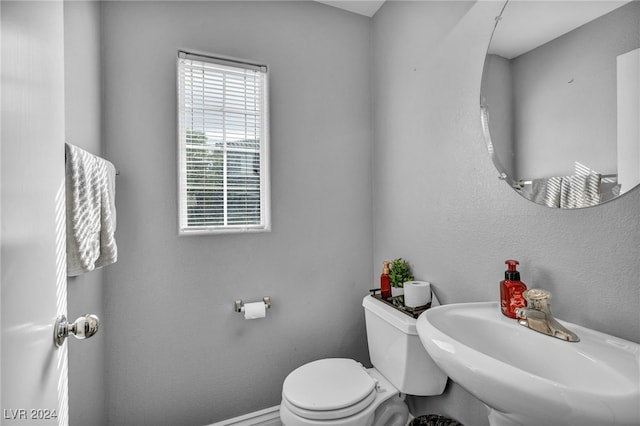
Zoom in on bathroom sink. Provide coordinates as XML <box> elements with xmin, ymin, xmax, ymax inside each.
<box><xmin>416</xmin><ymin>302</ymin><xmax>640</xmax><ymax>426</ymax></box>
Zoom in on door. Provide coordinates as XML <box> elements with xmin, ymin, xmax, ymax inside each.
<box><xmin>1</xmin><ymin>1</ymin><xmax>69</xmax><ymax>424</ymax></box>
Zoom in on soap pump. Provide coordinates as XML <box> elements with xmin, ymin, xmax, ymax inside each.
<box><xmin>380</xmin><ymin>261</ymin><xmax>391</xmax><ymax>299</ymax></box>
<box><xmin>500</xmin><ymin>260</ymin><xmax>527</xmax><ymax>318</ymax></box>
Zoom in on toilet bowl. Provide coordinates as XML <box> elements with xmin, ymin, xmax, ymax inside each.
<box><xmin>280</xmin><ymin>359</ymin><xmax>408</xmax><ymax>426</ymax></box>
<box><xmin>280</xmin><ymin>295</ymin><xmax>448</xmax><ymax>426</ymax></box>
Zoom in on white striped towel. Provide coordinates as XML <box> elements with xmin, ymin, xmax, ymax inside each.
<box><xmin>541</xmin><ymin>174</ymin><xmax>601</xmax><ymax>209</ymax></box>
<box><xmin>65</xmin><ymin>143</ymin><xmax>117</xmax><ymax>276</ymax></box>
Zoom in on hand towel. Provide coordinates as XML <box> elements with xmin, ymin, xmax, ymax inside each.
<box><xmin>65</xmin><ymin>143</ymin><xmax>117</xmax><ymax>276</ymax></box>
<box><xmin>559</xmin><ymin>173</ymin><xmax>601</xmax><ymax>208</ymax></box>
<box><xmin>535</xmin><ymin>174</ymin><xmax>601</xmax><ymax>208</ymax></box>
<box><xmin>543</xmin><ymin>176</ymin><xmax>563</xmax><ymax>208</ymax></box>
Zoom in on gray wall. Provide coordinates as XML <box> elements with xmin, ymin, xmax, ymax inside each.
<box><xmin>512</xmin><ymin>1</ymin><xmax>640</xmax><ymax>179</ymax></box>
<box><xmin>372</xmin><ymin>1</ymin><xmax>639</xmax><ymax>424</ymax></box>
<box><xmin>100</xmin><ymin>2</ymin><xmax>372</xmax><ymax>424</ymax></box>
<box><xmin>63</xmin><ymin>2</ymin><xmax>106</xmax><ymax>425</ymax></box>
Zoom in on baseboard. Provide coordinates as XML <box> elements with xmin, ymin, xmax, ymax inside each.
<box><xmin>208</xmin><ymin>405</ymin><xmax>281</xmax><ymax>426</ymax></box>
<box><xmin>207</xmin><ymin>404</ymin><xmax>415</xmax><ymax>425</ymax></box>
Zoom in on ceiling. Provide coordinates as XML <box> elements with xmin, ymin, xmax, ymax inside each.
<box><xmin>490</xmin><ymin>0</ymin><xmax>631</xmax><ymax>59</ymax></box>
<box><xmin>314</xmin><ymin>0</ymin><xmax>386</xmax><ymax>17</ymax></box>
<box><xmin>313</xmin><ymin>1</ymin><xmax>631</xmax><ymax>54</ymax></box>
<box><xmin>315</xmin><ymin>1</ymin><xmax>631</xmax><ymax>55</ymax></box>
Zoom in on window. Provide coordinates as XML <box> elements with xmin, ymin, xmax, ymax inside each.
<box><xmin>177</xmin><ymin>51</ymin><xmax>270</xmax><ymax>234</ymax></box>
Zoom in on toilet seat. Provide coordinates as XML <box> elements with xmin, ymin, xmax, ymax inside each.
<box><xmin>282</xmin><ymin>358</ymin><xmax>377</xmax><ymax>421</ymax></box>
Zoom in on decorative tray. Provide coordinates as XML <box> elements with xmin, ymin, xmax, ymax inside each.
<box><xmin>369</xmin><ymin>292</ymin><xmax>431</xmax><ymax>319</ymax></box>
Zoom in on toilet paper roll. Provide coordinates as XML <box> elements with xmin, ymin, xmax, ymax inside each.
<box><xmin>243</xmin><ymin>302</ymin><xmax>266</xmax><ymax>320</ymax></box>
<box><xmin>403</xmin><ymin>281</ymin><xmax>432</xmax><ymax>308</ymax></box>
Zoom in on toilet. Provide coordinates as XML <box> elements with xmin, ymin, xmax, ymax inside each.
<box><xmin>280</xmin><ymin>295</ymin><xmax>448</xmax><ymax>426</ymax></box>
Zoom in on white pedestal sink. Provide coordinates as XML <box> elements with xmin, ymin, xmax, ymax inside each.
<box><xmin>416</xmin><ymin>302</ymin><xmax>640</xmax><ymax>426</ymax></box>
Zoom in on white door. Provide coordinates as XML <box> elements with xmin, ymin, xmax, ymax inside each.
<box><xmin>1</xmin><ymin>1</ymin><xmax>69</xmax><ymax>425</ymax></box>
<box><xmin>617</xmin><ymin>48</ymin><xmax>640</xmax><ymax>194</ymax></box>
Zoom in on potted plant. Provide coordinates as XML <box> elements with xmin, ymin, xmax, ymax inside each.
<box><xmin>389</xmin><ymin>258</ymin><xmax>413</xmax><ymax>296</ymax></box>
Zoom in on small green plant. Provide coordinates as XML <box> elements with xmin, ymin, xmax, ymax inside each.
<box><xmin>389</xmin><ymin>258</ymin><xmax>413</xmax><ymax>288</ymax></box>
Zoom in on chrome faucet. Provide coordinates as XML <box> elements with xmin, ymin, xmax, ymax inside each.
<box><xmin>514</xmin><ymin>289</ymin><xmax>580</xmax><ymax>342</ymax></box>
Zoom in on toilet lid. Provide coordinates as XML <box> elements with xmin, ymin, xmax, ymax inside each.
<box><xmin>282</xmin><ymin>358</ymin><xmax>377</xmax><ymax>420</ymax></box>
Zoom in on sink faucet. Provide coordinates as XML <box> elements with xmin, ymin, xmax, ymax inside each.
<box><xmin>514</xmin><ymin>289</ymin><xmax>580</xmax><ymax>342</ymax></box>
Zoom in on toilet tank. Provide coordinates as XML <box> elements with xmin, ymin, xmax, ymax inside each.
<box><xmin>362</xmin><ymin>295</ymin><xmax>447</xmax><ymax>396</ymax></box>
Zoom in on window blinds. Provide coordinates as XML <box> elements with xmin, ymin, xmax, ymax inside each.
<box><xmin>177</xmin><ymin>51</ymin><xmax>270</xmax><ymax>234</ymax></box>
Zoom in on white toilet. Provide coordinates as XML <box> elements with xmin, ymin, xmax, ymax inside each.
<box><xmin>280</xmin><ymin>295</ymin><xmax>448</xmax><ymax>426</ymax></box>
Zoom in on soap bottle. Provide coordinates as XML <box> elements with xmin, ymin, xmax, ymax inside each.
<box><xmin>500</xmin><ymin>260</ymin><xmax>527</xmax><ymax>318</ymax></box>
<box><xmin>380</xmin><ymin>261</ymin><xmax>391</xmax><ymax>299</ymax></box>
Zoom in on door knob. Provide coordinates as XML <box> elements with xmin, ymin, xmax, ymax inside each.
<box><xmin>54</xmin><ymin>314</ymin><xmax>100</xmax><ymax>347</ymax></box>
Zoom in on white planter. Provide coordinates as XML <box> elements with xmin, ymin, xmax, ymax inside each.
<box><xmin>391</xmin><ymin>287</ymin><xmax>404</xmax><ymax>297</ymax></box>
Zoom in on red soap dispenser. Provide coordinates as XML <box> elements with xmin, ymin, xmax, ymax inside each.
<box><xmin>380</xmin><ymin>261</ymin><xmax>391</xmax><ymax>299</ymax></box>
<box><xmin>500</xmin><ymin>260</ymin><xmax>527</xmax><ymax>318</ymax></box>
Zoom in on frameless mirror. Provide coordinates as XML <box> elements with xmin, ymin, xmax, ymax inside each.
<box><xmin>481</xmin><ymin>0</ymin><xmax>640</xmax><ymax>208</ymax></box>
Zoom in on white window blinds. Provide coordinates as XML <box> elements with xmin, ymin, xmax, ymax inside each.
<box><xmin>177</xmin><ymin>51</ymin><xmax>270</xmax><ymax>234</ymax></box>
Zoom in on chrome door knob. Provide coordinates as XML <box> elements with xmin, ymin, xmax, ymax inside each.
<box><xmin>54</xmin><ymin>314</ymin><xmax>100</xmax><ymax>347</ymax></box>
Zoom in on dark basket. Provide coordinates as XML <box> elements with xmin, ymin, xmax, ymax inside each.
<box><xmin>410</xmin><ymin>414</ymin><xmax>464</xmax><ymax>426</ymax></box>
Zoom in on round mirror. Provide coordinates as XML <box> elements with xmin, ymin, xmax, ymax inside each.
<box><xmin>480</xmin><ymin>0</ymin><xmax>640</xmax><ymax>208</ymax></box>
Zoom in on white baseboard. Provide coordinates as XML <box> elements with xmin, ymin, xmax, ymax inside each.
<box><xmin>208</xmin><ymin>405</ymin><xmax>281</xmax><ymax>426</ymax></box>
<box><xmin>207</xmin><ymin>404</ymin><xmax>415</xmax><ymax>426</ymax></box>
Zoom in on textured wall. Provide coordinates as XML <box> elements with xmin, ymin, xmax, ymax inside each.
<box><xmin>63</xmin><ymin>2</ymin><xmax>106</xmax><ymax>425</ymax></box>
<box><xmin>372</xmin><ymin>1</ymin><xmax>640</xmax><ymax>424</ymax></box>
<box><xmin>100</xmin><ymin>2</ymin><xmax>372</xmax><ymax>424</ymax></box>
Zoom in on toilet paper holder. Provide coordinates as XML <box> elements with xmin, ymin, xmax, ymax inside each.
<box><xmin>234</xmin><ymin>296</ymin><xmax>271</xmax><ymax>313</ymax></box>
